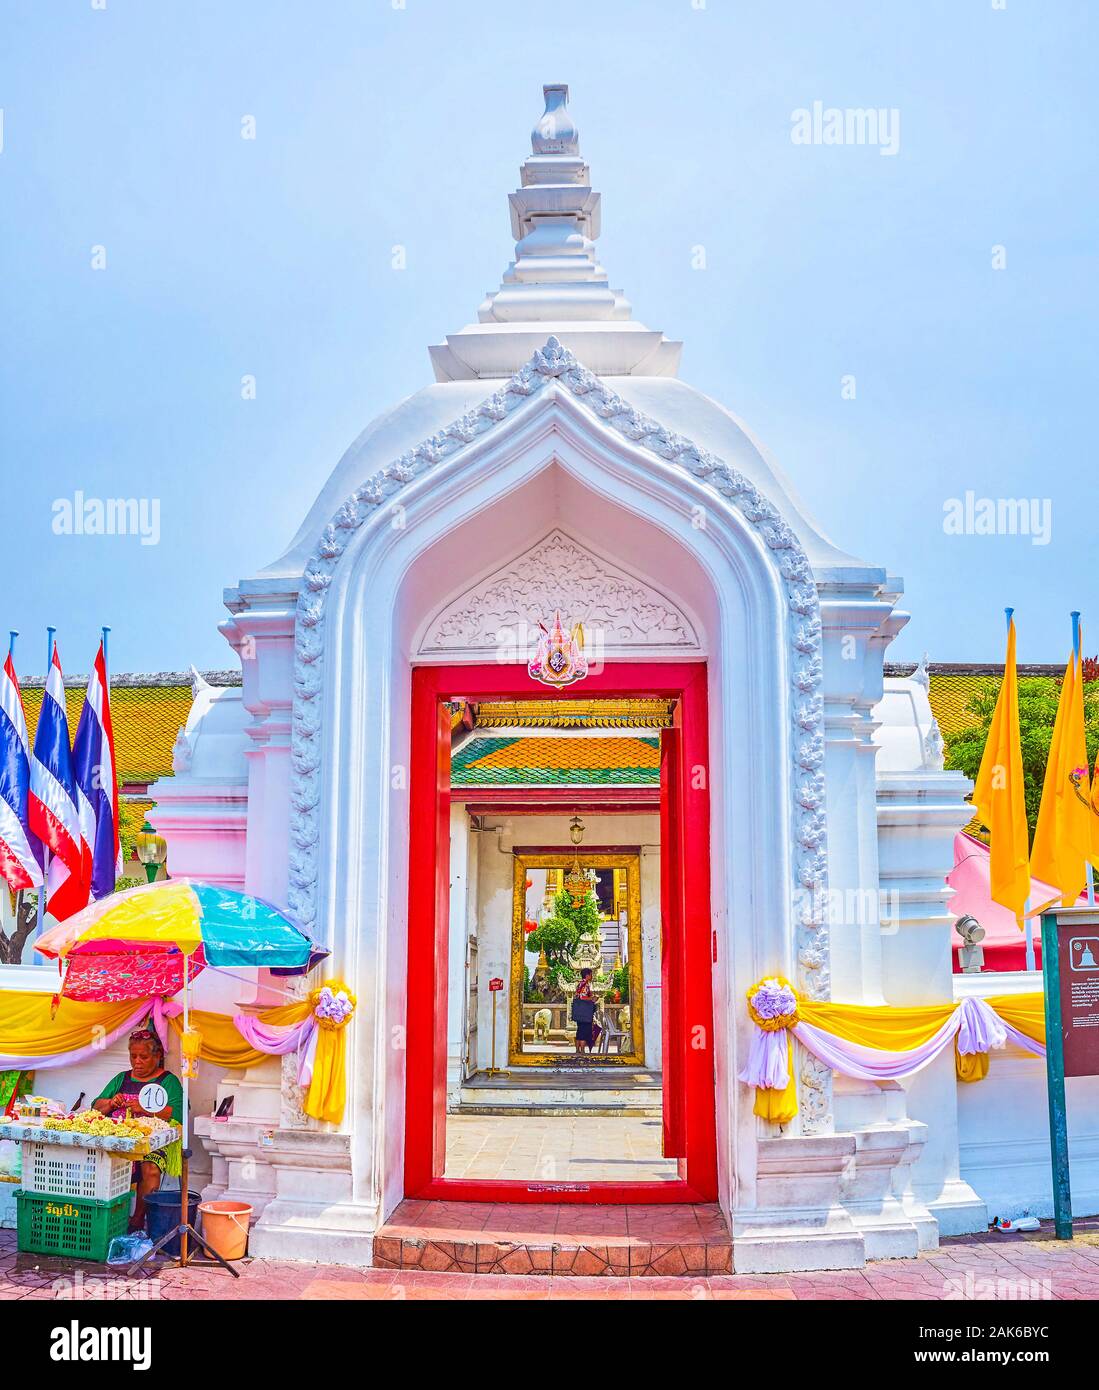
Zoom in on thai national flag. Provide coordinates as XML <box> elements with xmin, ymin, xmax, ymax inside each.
<box><xmin>0</xmin><ymin>652</ymin><xmax>44</xmax><ymax>890</ymax></box>
<box><xmin>72</xmin><ymin>642</ymin><xmax>121</xmax><ymax>900</ymax></box>
<box><xmin>28</xmin><ymin>644</ymin><xmax>90</xmax><ymax>921</ymax></box>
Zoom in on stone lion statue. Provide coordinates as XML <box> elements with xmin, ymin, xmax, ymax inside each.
<box><xmin>533</xmin><ymin>1008</ymin><xmax>552</xmax><ymax>1042</ymax></box>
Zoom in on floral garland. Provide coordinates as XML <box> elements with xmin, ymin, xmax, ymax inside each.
<box><xmin>310</xmin><ymin>982</ymin><xmax>356</xmax><ymax>1031</ymax></box>
<box><xmin>746</xmin><ymin>977</ymin><xmax>799</xmax><ymax>1032</ymax></box>
<box><xmin>741</xmin><ymin>974</ymin><xmax>1047</xmax><ymax>1127</ymax></box>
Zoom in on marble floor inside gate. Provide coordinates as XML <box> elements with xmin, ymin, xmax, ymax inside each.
<box><xmin>444</xmin><ymin>1114</ymin><xmax>680</xmax><ymax>1183</ymax></box>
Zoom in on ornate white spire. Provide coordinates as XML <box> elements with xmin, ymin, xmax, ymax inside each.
<box><xmin>429</xmin><ymin>85</ymin><xmax>681</xmax><ymax>382</ymax></box>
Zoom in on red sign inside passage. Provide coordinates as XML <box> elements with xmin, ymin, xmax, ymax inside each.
<box><xmin>488</xmin><ymin>977</ymin><xmax>504</xmax><ymax>993</ymax></box>
<box><xmin>1058</xmin><ymin>927</ymin><xmax>1099</xmax><ymax>1076</ymax></box>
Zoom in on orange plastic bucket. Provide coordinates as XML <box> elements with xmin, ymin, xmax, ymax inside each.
<box><xmin>197</xmin><ymin>1200</ymin><xmax>252</xmax><ymax>1260</ymax></box>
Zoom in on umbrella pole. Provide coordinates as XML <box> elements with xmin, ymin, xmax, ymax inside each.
<box><xmin>180</xmin><ymin>965</ymin><xmax>190</xmax><ymax>1266</ymax></box>
<box><xmin>128</xmin><ymin>962</ymin><xmax>239</xmax><ymax>1279</ymax></box>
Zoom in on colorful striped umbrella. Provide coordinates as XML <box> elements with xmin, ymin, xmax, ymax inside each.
<box><xmin>35</xmin><ymin>879</ymin><xmax>327</xmax><ymax>1002</ymax></box>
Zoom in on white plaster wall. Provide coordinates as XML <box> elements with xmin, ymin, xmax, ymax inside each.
<box><xmin>464</xmin><ymin>812</ymin><xmax>661</xmax><ymax>1072</ymax></box>
<box><xmin>954</xmin><ymin>971</ymin><xmax>1099</xmax><ymax>1221</ymax></box>
<box><xmin>957</xmin><ymin>1050</ymin><xmax>1099</xmax><ymax>1221</ymax></box>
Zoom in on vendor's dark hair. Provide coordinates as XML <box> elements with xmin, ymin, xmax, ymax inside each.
<box><xmin>580</xmin><ymin>967</ymin><xmax>593</xmax><ymax>980</ymax></box>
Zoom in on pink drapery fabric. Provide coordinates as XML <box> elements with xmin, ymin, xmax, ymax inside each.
<box><xmin>738</xmin><ymin>1026</ymin><xmax>790</xmax><ymax>1091</ymax></box>
<box><xmin>232</xmin><ymin>1013</ymin><xmax>318</xmax><ymax>1086</ymax></box>
<box><xmin>741</xmin><ymin>996</ymin><xmax>1044</xmax><ymax>1093</ymax></box>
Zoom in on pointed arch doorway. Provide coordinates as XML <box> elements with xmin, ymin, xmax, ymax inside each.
<box><xmin>405</xmin><ymin>659</ymin><xmax>717</xmax><ymax>1204</ymax></box>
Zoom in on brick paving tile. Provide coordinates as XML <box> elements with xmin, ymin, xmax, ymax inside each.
<box><xmin>8</xmin><ymin>1215</ymin><xmax>1099</xmax><ymax>1301</ymax></box>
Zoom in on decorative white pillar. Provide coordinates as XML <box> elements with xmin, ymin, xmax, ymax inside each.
<box><xmin>220</xmin><ymin>585</ymin><xmax>299</xmax><ymax>915</ymax></box>
<box><xmin>873</xmin><ymin>668</ymin><xmax>988</xmax><ymax>1235</ymax></box>
<box><xmin>447</xmin><ymin>805</ymin><xmax>471</xmax><ymax>1104</ymax></box>
<box><xmin>817</xmin><ymin>579</ymin><xmax>906</xmax><ymax>1004</ymax></box>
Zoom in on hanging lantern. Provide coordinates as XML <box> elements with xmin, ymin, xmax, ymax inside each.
<box><xmin>563</xmin><ymin>816</ymin><xmax>588</xmax><ymax>904</ymax></box>
<box><xmin>180</xmin><ymin>1026</ymin><xmax>203</xmax><ymax>1080</ymax></box>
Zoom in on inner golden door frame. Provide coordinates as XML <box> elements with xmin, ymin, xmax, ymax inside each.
<box><xmin>508</xmin><ymin>851</ymin><xmax>646</xmax><ymax>1067</ymax></box>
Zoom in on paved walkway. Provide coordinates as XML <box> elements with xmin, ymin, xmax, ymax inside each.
<box><xmin>4</xmin><ymin>1223</ymin><xmax>1099</xmax><ymax>1299</ymax></box>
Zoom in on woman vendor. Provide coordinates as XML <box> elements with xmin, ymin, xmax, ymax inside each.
<box><xmin>93</xmin><ymin>1028</ymin><xmax>183</xmax><ymax>1231</ymax></box>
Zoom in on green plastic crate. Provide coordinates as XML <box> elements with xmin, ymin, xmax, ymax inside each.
<box><xmin>15</xmin><ymin>1188</ymin><xmax>130</xmax><ymax>1261</ymax></box>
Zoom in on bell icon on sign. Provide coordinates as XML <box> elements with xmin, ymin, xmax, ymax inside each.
<box><xmin>1078</xmin><ymin>942</ymin><xmax>1098</xmax><ymax>969</ymax></box>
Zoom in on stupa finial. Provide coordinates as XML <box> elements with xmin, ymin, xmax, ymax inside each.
<box><xmin>427</xmin><ymin>84</ymin><xmax>681</xmax><ymax>381</ymax></box>
<box><xmin>532</xmin><ymin>84</ymin><xmax>579</xmax><ymax>156</ymax></box>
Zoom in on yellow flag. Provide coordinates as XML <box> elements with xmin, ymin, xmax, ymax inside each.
<box><xmin>1031</xmin><ymin>650</ymin><xmax>1092</xmax><ymax>906</ymax></box>
<box><xmin>972</xmin><ymin>619</ymin><xmax>1031</xmax><ymax>927</ymax></box>
<box><xmin>1092</xmin><ymin>737</ymin><xmax>1099</xmax><ymax>862</ymax></box>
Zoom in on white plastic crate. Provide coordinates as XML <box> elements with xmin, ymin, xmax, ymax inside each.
<box><xmin>21</xmin><ymin>1140</ymin><xmax>133</xmax><ymax>1201</ymax></box>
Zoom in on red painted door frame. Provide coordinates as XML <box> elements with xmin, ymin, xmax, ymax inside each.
<box><xmin>404</xmin><ymin>661</ymin><xmax>717</xmax><ymax>1204</ymax></box>
<box><xmin>660</xmin><ymin>721</ymin><xmax>687</xmax><ymax>1160</ymax></box>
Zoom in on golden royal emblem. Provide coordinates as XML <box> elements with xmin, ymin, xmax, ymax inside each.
<box><xmin>528</xmin><ymin>611</ymin><xmax>588</xmax><ymax>687</ymax></box>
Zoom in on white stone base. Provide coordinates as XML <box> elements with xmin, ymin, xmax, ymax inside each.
<box><xmin>731</xmin><ymin>1123</ymin><xmax>951</xmax><ymax>1271</ymax></box>
<box><xmin>244</xmin><ymin>1128</ymin><xmax>379</xmax><ymax>1265</ymax></box>
<box><xmin>248</xmin><ymin>1198</ymin><xmax>378</xmax><ymax>1265</ymax></box>
<box><xmin>924</xmin><ymin>1178</ymin><xmax>988</xmax><ymax>1236</ymax></box>
<box><xmin>733</xmin><ymin>1134</ymin><xmax>866</xmax><ymax>1272</ymax></box>
<box><xmin>732</xmin><ymin>1207</ymin><xmax>866</xmax><ymax>1273</ymax></box>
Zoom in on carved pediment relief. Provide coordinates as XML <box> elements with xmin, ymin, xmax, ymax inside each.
<box><xmin>417</xmin><ymin>529</ymin><xmax>699</xmax><ymax>657</ymax></box>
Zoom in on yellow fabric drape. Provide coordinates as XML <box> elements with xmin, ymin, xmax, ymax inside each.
<box><xmin>984</xmin><ymin>993</ymin><xmax>1045</xmax><ymax>1046</ymax></box>
<box><xmin>164</xmin><ymin>1003</ymin><xmax>311</xmax><ymax>1070</ymax></box>
<box><xmin>955</xmin><ymin>1046</ymin><xmax>990</xmax><ymax>1083</ymax></box>
<box><xmin>0</xmin><ymin>991</ymin><xmax>146</xmax><ymax>1057</ymax></box>
<box><xmin>0</xmin><ymin>988</ymin><xmax>349</xmax><ymax>1127</ymax></box>
<box><xmin>305</xmin><ymin>1025</ymin><xmax>348</xmax><ymax>1126</ymax></box>
<box><xmin>799</xmin><ymin>1000</ymin><xmax>956</xmax><ymax>1050</ymax></box>
<box><xmin>747</xmin><ymin>989</ymin><xmax>1049</xmax><ymax>1121</ymax></box>
<box><xmin>302</xmin><ymin>981</ymin><xmax>356</xmax><ymax>1126</ymax></box>
<box><xmin>753</xmin><ymin>1036</ymin><xmax>798</xmax><ymax>1125</ymax></box>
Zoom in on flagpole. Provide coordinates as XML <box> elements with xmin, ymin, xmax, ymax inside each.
<box><xmin>34</xmin><ymin>626</ymin><xmax>56</xmax><ymax>951</ymax></box>
<box><xmin>1071</xmin><ymin>610</ymin><xmax>1096</xmax><ymax>909</ymax></box>
<box><xmin>8</xmin><ymin>631</ymin><xmax>24</xmax><ymax>947</ymax></box>
<box><xmin>1006</xmin><ymin>609</ymin><xmax>1038</xmax><ymax>971</ymax></box>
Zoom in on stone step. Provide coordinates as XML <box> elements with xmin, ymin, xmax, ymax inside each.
<box><xmin>451</xmin><ymin>1069</ymin><xmax>663</xmax><ymax>1117</ymax></box>
<box><xmin>374</xmin><ymin>1199</ymin><xmax>732</xmax><ymax>1277</ymax></box>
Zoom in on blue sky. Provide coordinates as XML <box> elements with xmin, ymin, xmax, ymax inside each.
<box><xmin>1</xmin><ymin>0</ymin><xmax>1095</xmax><ymax>675</ymax></box>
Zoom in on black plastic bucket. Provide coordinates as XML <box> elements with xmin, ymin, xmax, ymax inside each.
<box><xmin>144</xmin><ymin>1187</ymin><xmax>199</xmax><ymax>1257</ymax></box>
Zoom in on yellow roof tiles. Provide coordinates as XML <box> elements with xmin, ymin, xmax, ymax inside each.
<box><xmin>21</xmin><ymin>683</ymin><xmax>193</xmax><ymax>786</ymax></box>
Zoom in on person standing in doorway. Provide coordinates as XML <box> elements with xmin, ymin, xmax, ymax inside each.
<box><xmin>571</xmin><ymin>968</ymin><xmax>602</xmax><ymax>1054</ymax></box>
